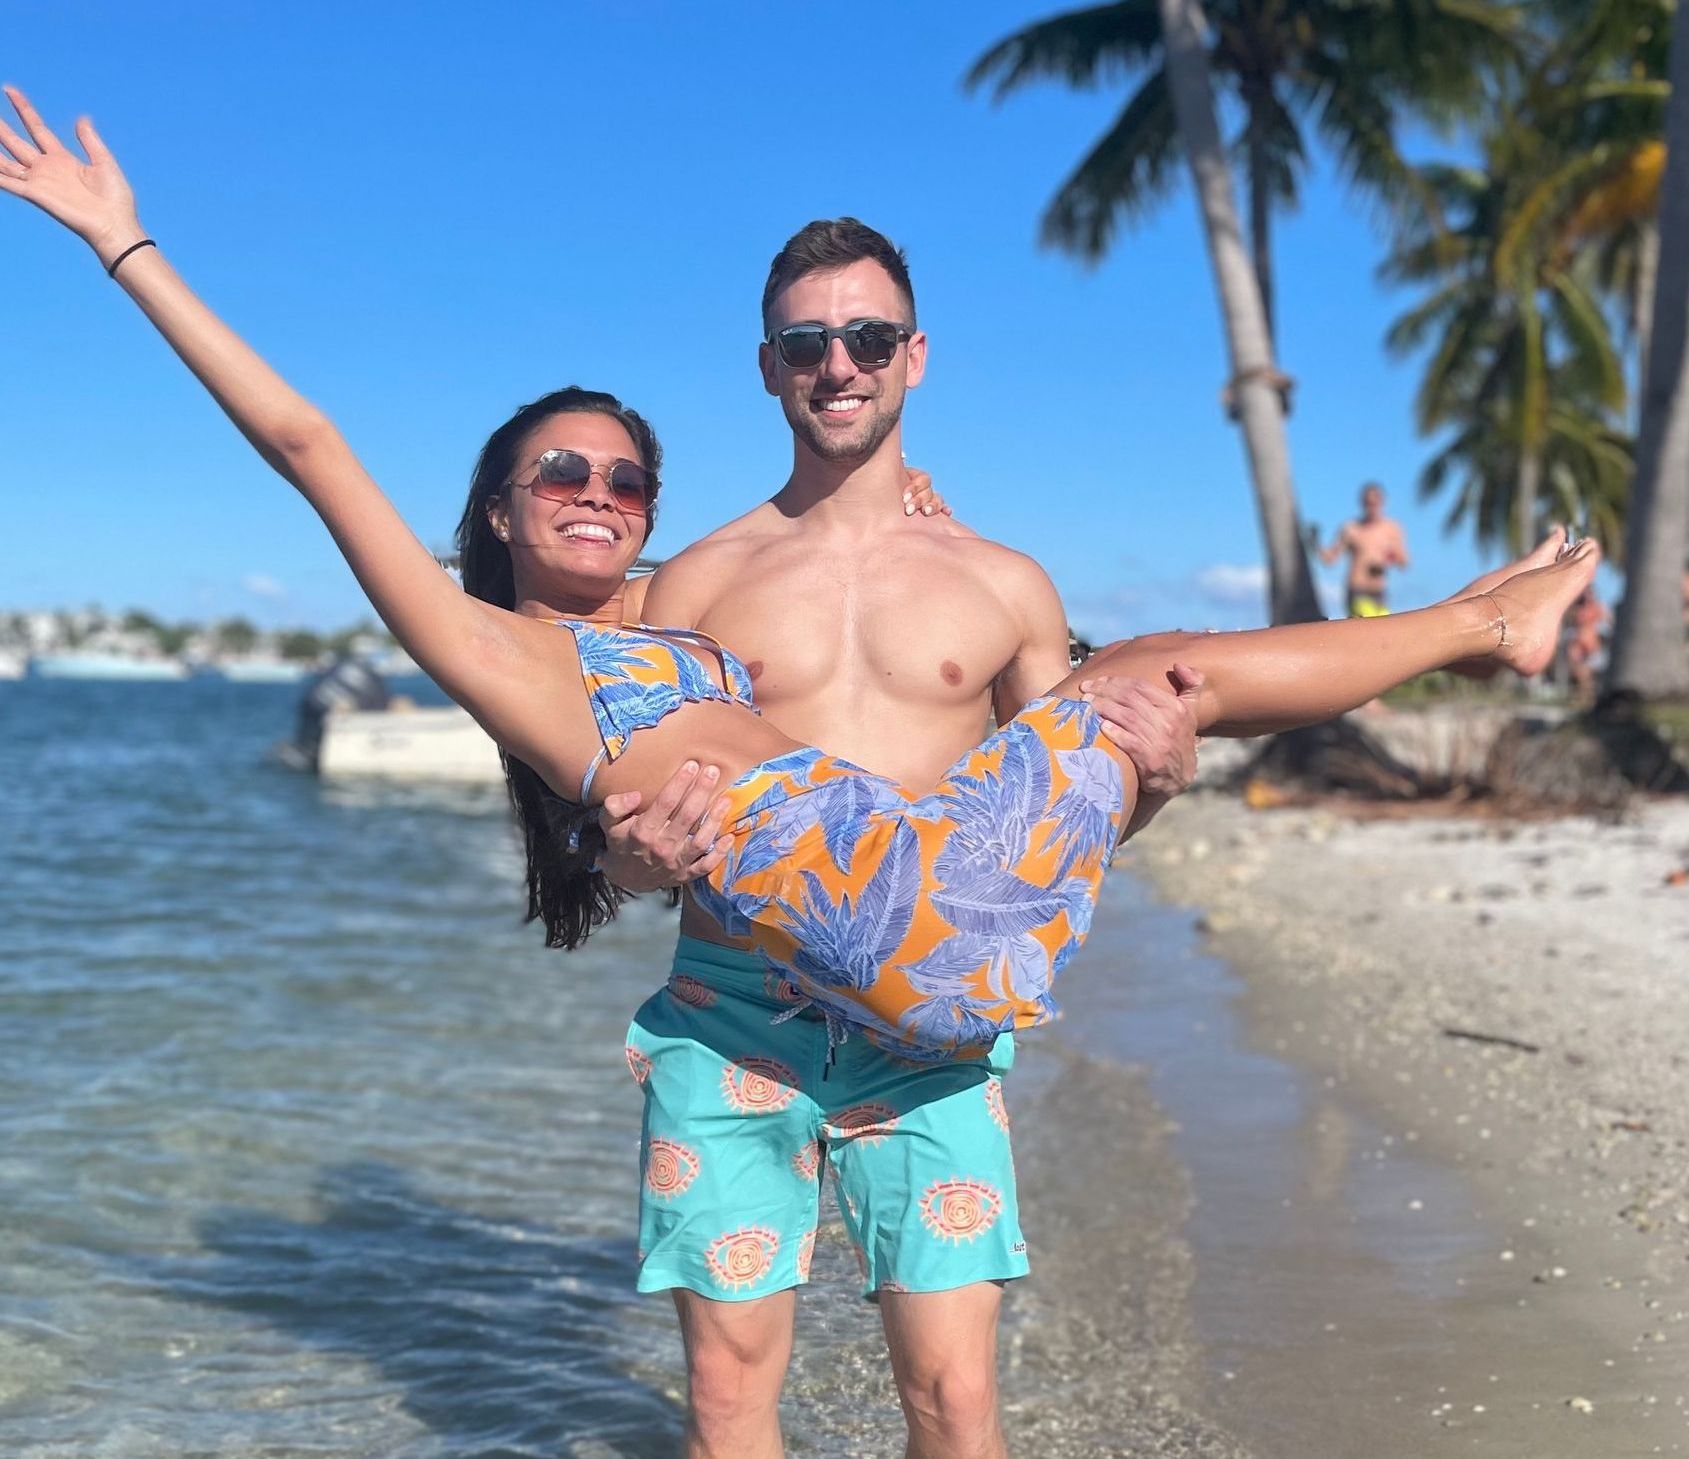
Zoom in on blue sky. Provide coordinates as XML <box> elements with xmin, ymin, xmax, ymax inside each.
<box><xmin>0</xmin><ymin>1</ymin><xmax>1586</xmax><ymax>636</ymax></box>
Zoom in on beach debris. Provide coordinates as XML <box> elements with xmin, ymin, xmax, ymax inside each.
<box><xmin>1610</xmin><ymin>1119</ymin><xmax>1652</xmax><ymax>1133</ymax></box>
<box><xmin>1442</xmin><ymin>1026</ymin><xmax>1541</xmax><ymax>1054</ymax></box>
<box><xmin>1666</xmin><ymin>867</ymin><xmax>1688</xmax><ymax>887</ymax></box>
<box><xmin>1566</xmin><ymin>1396</ymin><xmax>1595</xmax><ymax>1413</ymax></box>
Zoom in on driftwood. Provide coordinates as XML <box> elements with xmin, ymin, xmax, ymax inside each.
<box><xmin>1442</xmin><ymin>1026</ymin><xmax>1541</xmax><ymax>1054</ymax></box>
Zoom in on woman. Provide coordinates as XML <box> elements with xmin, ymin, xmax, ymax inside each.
<box><xmin>0</xmin><ymin>90</ymin><xmax>1599</xmax><ymax>1056</ymax></box>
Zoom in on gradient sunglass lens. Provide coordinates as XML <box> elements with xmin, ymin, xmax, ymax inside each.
<box><xmin>530</xmin><ymin>451</ymin><xmax>651</xmax><ymax>513</ymax></box>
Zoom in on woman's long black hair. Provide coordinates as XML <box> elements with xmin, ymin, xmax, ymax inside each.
<box><xmin>454</xmin><ymin>387</ymin><xmax>665</xmax><ymax>950</ymax></box>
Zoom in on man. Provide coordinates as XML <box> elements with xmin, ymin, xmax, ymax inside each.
<box><xmin>1320</xmin><ymin>482</ymin><xmax>1410</xmax><ymax>617</ymax></box>
<box><xmin>602</xmin><ymin>219</ymin><xmax>1200</xmax><ymax>1459</ymax></box>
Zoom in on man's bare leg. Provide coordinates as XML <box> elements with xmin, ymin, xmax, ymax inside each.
<box><xmin>673</xmin><ymin>1289</ymin><xmax>796</xmax><ymax>1459</ymax></box>
<box><xmin>880</xmin><ymin>1284</ymin><xmax>1007</xmax><ymax>1459</ymax></box>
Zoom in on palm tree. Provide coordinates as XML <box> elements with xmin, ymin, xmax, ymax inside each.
<box><xmin>1149</xmin><ymin>0</ymin><xmax>1321</xmax><ymax>623</ymax></box>
<box><xmin>966</xmin><ymin>0</ymin><xmax>1517</xmax><ymax>342</ymax></box>
<box><xmin>1383</xmin><ymin>105</ymin><xmax>1631</xmax><ymax>554</ymax></box>
<box><xmin>1608</xmin><ymin>4</ymin><xmax>1689</xmax><ymax>699</ymax></box>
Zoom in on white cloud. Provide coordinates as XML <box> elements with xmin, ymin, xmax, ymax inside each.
<box><xmin>1193</xmin><ymin>562</ymin><xmax>1268</xmax><ymax>607</ymax></box>
<box><xmin>243</xmin><ymin>573</ymin><xmax>286</xmax><ymax>601</ymax></box>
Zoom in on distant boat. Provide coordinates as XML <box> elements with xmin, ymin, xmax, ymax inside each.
<box><xmin>0</xmin><ymin>651</ymin><xmax>24</xmax><ymax>680</ymax></box>
<box><xmin>30</xmin><ymin>653</ymin><xmax>190</xmax><ymax>681</ymax></box>
<box><xmin>215</xmin><ymin>658</ymin><xmax>310</xmax><ymax>683</ymax></box>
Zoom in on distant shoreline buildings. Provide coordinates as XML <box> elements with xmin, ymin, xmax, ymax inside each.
<box><xmin>0</xmin><ymin>607</ymin><xmax>415</xmax><ymax>682</ymax></box>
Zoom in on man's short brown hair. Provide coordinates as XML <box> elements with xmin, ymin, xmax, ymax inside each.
<box><xmin>761</xmin><ymin>218</ymin><xmax>916</xmax><ymax>334</ymax></box>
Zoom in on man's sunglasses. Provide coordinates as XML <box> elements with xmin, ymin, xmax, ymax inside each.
<box><xmin>767</xmin><ymin>318</ymin><xmax>911</xmax><ymax>370</ymax></box>
<box><xmin>507</xmin><ymin>449</ymin><xmax>655</xmax><ymax>515</ymax></box>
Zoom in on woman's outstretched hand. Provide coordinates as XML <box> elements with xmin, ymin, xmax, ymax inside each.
<box><xmin>0</xmin><ymin>86</ymin><xmax>145</xmax><ymax>266</ymax></box>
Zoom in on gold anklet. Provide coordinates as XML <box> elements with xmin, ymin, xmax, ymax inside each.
<box><xmin>1479</xmin><ymin>591</ymin><xmax>1511</xmax><ymax>655</ymax></box>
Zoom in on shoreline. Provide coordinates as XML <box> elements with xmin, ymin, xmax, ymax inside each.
<box><xmin>1115</xmin><ymin>774</ymin><xmax>1689</xmax><ymax>1454</ymax></box>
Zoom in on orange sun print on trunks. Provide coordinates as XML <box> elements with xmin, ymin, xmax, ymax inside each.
<box><xmin>919</xmin><ymin>1177</ymin><xmax>1004</xmax><ymax>1244</ymax></box>
<box><xmin>706</xmin><ymin>1226</ymin><xmax>780</xmax><ymax>1291</ymax></box>
<box><xmin>827</xmin><ymin>1102</ymin><xmax>899</xmax><ymax>1145</ymax></box>
<box><xmin>721</xmin><ymin>1056</ymin><xmax>800</xmax><ymax>1113</ymax></box>
<box><xmin>644</xmin><ymin>1138</ymin><xmax>700</xmax><ymax>1199</ymax></box>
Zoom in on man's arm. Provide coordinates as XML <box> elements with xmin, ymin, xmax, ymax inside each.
<box><xmin>1318</xmin><ymin>524</ymin><xmax>1352</xmax><ymax>567</ymax></box>
<box><xmin>1389</xmin><ymin>523</ymin><xmax>1411</xmax><ymax>568</ymax></box>
<box><xmin>990</xmin><ymin>551</ymin><xmax>1201</xmax><ymax>841</ymax></box>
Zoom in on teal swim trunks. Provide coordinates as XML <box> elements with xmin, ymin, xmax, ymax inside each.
<box><xmin>626</xmin><ymin>935</ymin><xmax>1029</xmax><ymax>1301</ymax></box>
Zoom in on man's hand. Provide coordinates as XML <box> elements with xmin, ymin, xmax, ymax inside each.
<box><xmin>596</xmin><ymin>762</ymin><xmax>733</xmax><ymax>893</ymax></box>
<box><xmin>902</xmin><ymin>466</ymin><xmax>953</xmax><ymax>518</ymax></box>
<box><xmin>1079</xmin><ymin>664</ymin><xmax>1205</xmax><ymax>836</ymax></box>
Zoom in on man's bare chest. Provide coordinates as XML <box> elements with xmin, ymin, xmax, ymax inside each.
<box><xmin>697</xmin><ymin>559</ymin><xmax>1020</xmax><ymax>704</ymax></box>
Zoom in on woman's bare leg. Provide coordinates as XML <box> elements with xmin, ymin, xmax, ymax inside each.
<box><xmin>1054</xmin><ymin>540</ymin><xmax>1600</xmax><ymax>738</ymax></box>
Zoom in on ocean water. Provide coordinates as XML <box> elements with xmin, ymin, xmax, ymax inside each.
<box><xmin>1</xmin><ymin>680</ymin><xmax>1246</xmax><ymax>1459</ymax></box>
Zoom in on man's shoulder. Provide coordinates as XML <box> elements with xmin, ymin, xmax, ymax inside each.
<box><xmin>935</xmin><ymin>521</ymin><xmax>1056</xmax><ymax>588</ymax></box>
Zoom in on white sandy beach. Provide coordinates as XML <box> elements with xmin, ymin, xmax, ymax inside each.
<box><xmin>1115</xmin><ymin>741</ymin><xmax>1689</xmax><ymax>1453</ymax></box>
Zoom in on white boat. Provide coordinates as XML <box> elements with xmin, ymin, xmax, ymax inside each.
<box><xmin>315</xmin><ymin>703</ymin><xmax>504</xmax><ymax>782</ymax></box>
<box><xmin>0</xmin><ymin>651</ymin><xmax>24</xmax><ymax>680</ymax></box>
<box><xmin>30</xmin><ymin>653</ymin><xmax>190</xmax><ymax>681</ymax></box>
<box><xmin>216</xmin><ymin>658</ymin><xmax>310</xmax><ymax>683</ymax></box>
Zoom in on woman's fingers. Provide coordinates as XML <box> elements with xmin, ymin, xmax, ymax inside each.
<box><xmin>3</xmin><ymin>86</ymin><xmax>65</xmax><ymax>154</ymax></box>
<box><xmin>0</xmin><ymin>115</ymin><xmax>37</xmax><ymax>166</ymax></box>
<box><xmin>75</xmin><ymin>116</ymin><xmax>113</xmax><ymax>166</ymax></box>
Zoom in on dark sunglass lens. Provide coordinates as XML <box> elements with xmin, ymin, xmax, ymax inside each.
<box><xmin>846</xmin><ymin>321</ymin><xmax>899</xmax><ymax>365</ymax></box>
<box><xmin>778</xmin><ymin>327</ymin><xmax>828</xmax><ymax>368</ymax></box>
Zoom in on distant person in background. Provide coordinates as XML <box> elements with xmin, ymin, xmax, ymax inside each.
<box><xmin>1321</xmin><ymin>482</ymin><xmax>1410</xmax><ymax>617</ymax></box>
<box><xmin>1565</xmin><ymin>585</ymin><xmax>1610</xmax><ymax>701</ymax></box>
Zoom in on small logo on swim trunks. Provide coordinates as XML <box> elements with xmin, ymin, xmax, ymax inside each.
<box><xmin>705</xmin><ymin>1225</ymin><xmax>780</xmax><ymax>1290</ymax></box>
<box><xmin>1012</xmin><ymin>1241</ymin><xmax>1026</xmax><ymax>1253</ymax></box>
<box><xmin>796</xmin><ymin>1228</ymin><xmax>816</xmax><ymax>1280</ymax></box>
<box><xmin>827</xmin><ymin>1102</ymin><xmax>899</xmax><ymax>1145</ymax></box>
<box><xmin>721</xmin><ymin>1056</ymin><xmax>800</xmax><ymax>1113</ymax></box>
<box><xmin>792</xmin><ymin>1139</ymin><xmax>822</xmax><ymax>1181</ymax></box>
<box><xmin>984</xmin><ymin>1078</ymin><xmax>1010</xmax><ymax>1132</ymax></box>
<box><xmin>919</xmin><ymin>1177</ymin><xmax>1004</xmax><ymax>1244</ymax></box>
<box><xmin>878</xmin><ymin>1279</ymin><xmax>909</xmax><ymax>1294</ymax></box>
<box><xmin>644</xmin><ymin>1137</ymin><xmax>700</xmax><ymax>1199</ymax></box>
<box><xmin>668</xmin><ymin>975</ymin><xmax>717</xmax><ymax>1008</ymax></box>
<box><xmin>625</xmin><ymin>1045</ymin><xmax>653</xmax><ymax>1085</ymax></box>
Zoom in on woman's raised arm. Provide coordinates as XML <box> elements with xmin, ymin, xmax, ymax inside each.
<box><xmin>0</xmin><ymin>87</ymin><xmax>563</xmax><ymax>753</ymax></box>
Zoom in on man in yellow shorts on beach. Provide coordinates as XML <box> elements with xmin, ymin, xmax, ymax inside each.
<box><xmin>596</xmin><ymin>219</ymin><xmax>1200</xmax><ymax>1459</ymax></box>
<box><xmin>1321</xmin><ymin>481</ymin><xmax>1411</xmax><ymax>617</ymax></box>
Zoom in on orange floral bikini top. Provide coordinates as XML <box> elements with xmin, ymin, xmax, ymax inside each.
<box><xmin>557</xmin><ymin>620</ymin><xmax>758</xmax><ymax>800</ymax></box>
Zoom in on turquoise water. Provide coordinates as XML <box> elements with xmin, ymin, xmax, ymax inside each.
<box><xmin>4</xmin><ymin>680</ymin><xmax>1235</xmax><ymax>1458</ymax></box>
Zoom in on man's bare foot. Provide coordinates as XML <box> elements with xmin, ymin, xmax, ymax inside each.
<box><xmin>1477</xmin><ymin>540</ymin><xmax>1602</xmax><ymax>678</ymax></box>
<box><xmin>1444</xmin><ymin>528</ymin><xmax>1571</xmax><ymax>679</ymax></box>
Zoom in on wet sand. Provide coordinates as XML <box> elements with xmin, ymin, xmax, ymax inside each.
<box><xmin>1111</xmin><ymin>761</ymin><xmax>1689</xmax><ymax>1457</ymax></box>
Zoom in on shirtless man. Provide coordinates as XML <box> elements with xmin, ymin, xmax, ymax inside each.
<box><xmin>600</xmin><ymin>219</ymin><xmax>1201</xmax><ymax>1459</ymax></box>
<box><xmin>1321</xmin><ymin>482</ymin><xmax>1410</xmax><ymax>617</ymax></box>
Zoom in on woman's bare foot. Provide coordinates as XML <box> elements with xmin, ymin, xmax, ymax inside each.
<box><xmin>1477</xmin><ymin>540</ymin><xmax>1602</xmax><ymax>678</ymax></box>
<box><xmin>1444</xmin><ymin>528</ymin><xmax>1571</xmax><ymax>679</ymax></box>
<box><xmin>1442</xmin><ymin>526</ymin><xmax>1569</xmax><ymax>604</ymax></box>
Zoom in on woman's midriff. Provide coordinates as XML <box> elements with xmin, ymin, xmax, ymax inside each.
<box><xmin>584</xmin><ymin>699</ymin><xmax>805</xmax><ymax>806</ymax></box>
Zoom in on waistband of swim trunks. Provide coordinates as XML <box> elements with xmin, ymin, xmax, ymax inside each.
<box><xmin>669</xmin><ymin>934</ymin><xmax>824</xmax><ymax>1018</ymax></box>
<box><xmin>670</xmin><ymin>934</ymin><xmax>771</xmax><ymax>993</ymax></box>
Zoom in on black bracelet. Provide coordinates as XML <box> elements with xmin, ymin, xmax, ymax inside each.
<box><xmin>106</xmin><ymin>238</ymin><xmax>157</xmax><ymax>278</ymax></box>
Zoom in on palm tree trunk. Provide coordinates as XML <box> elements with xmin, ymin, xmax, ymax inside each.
<box><xmin>1634</xmin><ymin>217</ymin><xmax>1659</xmax><ymax>409</ymax></box>
<box><xmin>1156</xmin><ymin>0</ymin><xmax>1323</xmax><ymax>624</ymax></box>
<box><xmin>1247</xmin><ymin>111</ymin><xmax>1276</xmax><ymax>345</ymax></box>
<box><xmin>1608</xmin><ymin>11</ymin><xmax>1689</xmax><ymax>700</ymax></box>
<box><xmin>1514</xmin><ymin>445</ymin><xmax>1541</xmax><ymax>556</ymax></box>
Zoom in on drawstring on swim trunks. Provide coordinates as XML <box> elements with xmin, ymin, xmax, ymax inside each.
<box><xmin>771</xmin><ymin>997</ymin><xmax>849</xmax><ymax>1078</ymax></box>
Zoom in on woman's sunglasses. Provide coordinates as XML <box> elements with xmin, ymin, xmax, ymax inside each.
<box><xmin>767</xmin><ymin>318</ymin><xmax>911</xmax><ymax>370</ymax></box>
<box><xmin>507</xmin><ymin>449</ymin><xmax>655</xmax><ymax>515</ymax></box>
